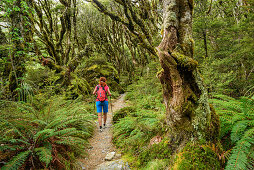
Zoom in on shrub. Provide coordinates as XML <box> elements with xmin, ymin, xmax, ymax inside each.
<box><xmin>0</xmin><ymin>96</ymin><xmax>95</xmax><ymax>169</ymax></box>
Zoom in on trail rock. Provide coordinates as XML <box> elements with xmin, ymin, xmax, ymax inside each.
<box><xmin>105</xmin><ymin>152</ymin><xmax>115</xmax><ymax>161</ymax></box>
<box><xmin>96</xmin><ymin>160</ymin><xmax>131</xmax><ymax>170</ymax></box>
<box><xmin>115</xmin><ymin>153</ymin><xmax>122</xmax><ymax>159</ymax></box>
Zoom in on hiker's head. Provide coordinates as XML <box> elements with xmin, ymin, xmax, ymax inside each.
<box><xmin>99</xmin><ymin>77</ymin><xmax>106</xmax><ymax>86</ymax></box>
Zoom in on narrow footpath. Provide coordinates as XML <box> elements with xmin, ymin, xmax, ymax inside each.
<box><xmin>80</xmin><ymin>94</ymin><xmax>126</xmax><ymax>170</ymax></box>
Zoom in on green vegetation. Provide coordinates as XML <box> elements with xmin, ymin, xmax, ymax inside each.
<box><xmin>0</xmin><ymin>0</ymin><xmax>253</xmax><ymax>169</ymax></box>
<box><xmin>173</xmin><ymin>143</ymin><xmax>221</xmax><ymax>169</ymax></box>
<box><xmin>210</xmin><ymin>95</ymin><xmax>254</xmax><ymax>170</ymax></box>
<box><xmin>0</xmin><ymin>95</ymin><xmax>95</xmax><ymax>169</ymax></box>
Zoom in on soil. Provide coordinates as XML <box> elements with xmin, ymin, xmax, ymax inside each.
<box><xmin>80</xmin><ymin>94</ymin><xmax>126</xmax><ymax>170</ymax></box>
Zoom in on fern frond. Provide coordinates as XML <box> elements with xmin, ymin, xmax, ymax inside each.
<box><xmin>33</xmin><ymin>129</ymin><xmax>54</xmax><ymax>142</ymax></box>
<box><xmin>0</xmin><ymin>143</ymin><xmax>25</xmax><ymax>151</ymax></box>
<box><xmin>2</xmin><ymin>150</ymin><xmax>31</xmax><ymax>170</ymax></box>
<box><xmin>31</xmin><ymin>119</ymin><xmax>48</xmax><ymax>126</ymax></box>
<box><xmin>1</xmin><ymin>119</ymin><xmax>28</xmax><ymax>141</ymax></box>
<box><xmin>231</xmin><ymin>121</ymin><xmax>248</xmax><ymax>143</ymax></box>
<box><xmin>44</xmin><ymin>116</ymin><xmax>67</xmax><ymax>129</ymax></box>
<box><xmin>55</xmin><ymin>136</ymin><xmax>89</xmax><ymax>149</ymax></box>
<box><xmin>225</xmin><ymin>136</ymin><xmax>254</xmax><ymax>170</ymax></box>
<box><xmin>4</xmin><ymin>138</ymin><xmax>29</xmax><ymax>145</ymax></box>
<box><xmin>34</xmin><ymin>147</ymin><xmax>52</xmax><ymax>167</ymax></box>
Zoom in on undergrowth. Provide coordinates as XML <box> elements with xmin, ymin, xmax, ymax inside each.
<box><xmin>113</xmin><ymin>62</ymin><xmax>254</xmax><ymax>169</ymax></box>
<box><xmin>0</xmin><ymin>94</ymin><xmax>96</xmax><ymax>169</ymax></box>
<box><xmin>113</xmin><ymin>62</ymin><xmax>170</xmax><ymax>168</ymax></box>
<box><xmin>210</xmin><ymin>94</ymin><xmax>254</xmax><ymax>170</ymax></box>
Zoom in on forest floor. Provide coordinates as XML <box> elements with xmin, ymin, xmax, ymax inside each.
<box><xmin>80</xmin><ymin>94</ymin><xmax>126</xmax><ymax>170</ymax></box>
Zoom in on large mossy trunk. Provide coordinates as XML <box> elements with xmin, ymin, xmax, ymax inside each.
<box><xmin>157</xmin><ymin>0</ymin><xmax>218</xmax><ymax>149</ymax></box>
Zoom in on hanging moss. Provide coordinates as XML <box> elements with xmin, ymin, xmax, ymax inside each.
<box><xmin>172</xmin><ymin>143</ymin><xmax>221</xmax><ymax>169</ymax></box>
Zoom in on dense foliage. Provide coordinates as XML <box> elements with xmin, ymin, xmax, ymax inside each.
<box><xmin>113</xmin><ymin>65</ymin><xmax>254</xmax><ymax>169</ymax></box>
<box><xmin>0</xmin><ymin>95</ymin><xmax>95</xmax><ymax>169</ymax></box>
<box><xmin>0</xmin><ymin>0</ymin><xmax>253</xmax><ymax>169</ymax></box>
<box><xmin>210</xmin><ymin>95</ymin><xmax>254</xmax><ymax>169</ymax></box>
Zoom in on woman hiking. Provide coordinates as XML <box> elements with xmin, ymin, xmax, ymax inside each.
<box><xmin>93</xmin><ymin>77</ymin><xmax>112</xmax><ymax>132</ymax></box>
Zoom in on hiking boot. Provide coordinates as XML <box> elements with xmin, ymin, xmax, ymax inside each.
<box><xmin>99</xmin><ymin>128</ymin><xmax>103</xmax><ymax>132</ymax></box>
<box><xmin>103</xmin><ymin>124</ymin><xmax>106</xmax><ymax>129</ymax></box>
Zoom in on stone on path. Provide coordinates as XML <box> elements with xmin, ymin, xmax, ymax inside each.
<box><xmin>105</xmin><ymin>152</ymin><xmax>115</xmax><ymax>161</ymax></box>
<box><xmin>96</xmin><ymin>160</ymin><xmax>131</xmax><ymax>170</ymax></box>
<box><xmin>115</xmin><ymin>153</ymin><xmax>121</xmax><ymax>159</ymax></box>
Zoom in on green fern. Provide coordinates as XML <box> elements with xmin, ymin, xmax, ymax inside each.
<box><xmin>225</xmin><ymin>135</ymin><xmax>254</xmax><ymax>170</ymax></box>
<box><xmin>0</xmin><ymin>96</ymin><xmax>94</xmax><ymax>169</ymax></box>
<box><xmin>210</xmin><ymin>95</ymin><xmax>254</xmax><ymax>169</ymax></box>
<box><xmin>2</xmin><ymin>150</ymin><xmax>31</xmax><ymax>170</ymax></box>
<box><xmin>34</xmin><ymin>147</ymin><xmax>52</xmax><ymax>167</ymax></box>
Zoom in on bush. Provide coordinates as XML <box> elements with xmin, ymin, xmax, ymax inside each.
<box><xmin>0</xmin><ymin>96</ymin><xmax>95</xmax><ymax>169</ymax></box>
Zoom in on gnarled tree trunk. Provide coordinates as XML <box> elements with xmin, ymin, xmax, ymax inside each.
<box><xmin>156</xmin><ymin>0</ymin><xmax>217</xmax><ymax>148</ymax></box>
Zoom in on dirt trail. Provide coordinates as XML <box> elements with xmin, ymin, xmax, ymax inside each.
<box><xmin>80</xmin><ymin>94</ymin><xmax>126</xmax><ymax>170</ymax></box>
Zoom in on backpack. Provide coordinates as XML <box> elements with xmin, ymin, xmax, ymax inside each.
<box><xmin>96</xmin><ymin>85</ymin><xmax>107</xmax><ymax>102</ymax></box>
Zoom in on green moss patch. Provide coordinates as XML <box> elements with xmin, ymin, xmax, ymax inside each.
<box><xmin>172</xmin><ymin>143</ymin><xmax>220</xmax><ymax>170</ymax></box>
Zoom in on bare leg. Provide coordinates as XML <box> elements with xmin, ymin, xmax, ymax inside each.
<box><xmin>103</xmin><ymin>112</ymin><xmax>107</xmax><ymax>125</ymax></box>
<box><xmin>98</xmin><ymin>112</ymin><xmax>102</xmax><ymax>127</ymax></box>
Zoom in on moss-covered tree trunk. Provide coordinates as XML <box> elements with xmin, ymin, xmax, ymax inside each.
<box><xmin>156</xmin><ymin>0</ymin><xmax>217</xmax><ymax>147</ymax></box>
<box><xmin>8</xmin><ymin>0</ymin><xmax>26</xmax><ymax>99</ymax></box>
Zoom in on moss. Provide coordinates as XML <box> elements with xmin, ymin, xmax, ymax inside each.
<box><xmin>156</xmin><ymin>68</ymin><xmax>164</xmax><ymax>78</ymax></box>
<box><xmin>143</xmin><ymin>159</ymin><xmax>168</xmax><ymax>170</ymax></box>
<box><xmin>139</xmin><ymin>138</ymin><xmax>172</xmax><ymax>165</ymax></box>
<box><xmin>171</xmin><ymin>51</ymin><xmax>198</xmax><ymax>71</ymax></box>
<box><xmin>87</xmin><ymin>64</ymin><xmax>98</xmax><ymax>71</ymax></box>
<box><xmin>172</xmin><ymin>143</ymin><xmax>221</xmax><ymax>169</ymax></box>
<box><xmin>189</xmin><ymin>38</ymin><xmax>195</xmax><ymax>57</ymax></box>
<box><xmin>65</xmin><ymin>74</ymin><xmax>91</xmax><ymax>99</ymax></box>
<box><xmin>206</xmin><ymin>104</ymin><xmax>220</xmax><ymax>143</ymax></box>
<box><xmin>191</xmin><ymin>70</ymin><xmax>212</xmax><ymax>140</ymax></box>
<box><xmin>164</xmin><ymin>1</ymin><xmax>178</xmax><ymax>28</ymax></box>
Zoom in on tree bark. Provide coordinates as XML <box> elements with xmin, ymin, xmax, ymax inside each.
<box><xmin>156</xmin><ymin>0</ymin><xmax>216</xmax><ymax>148</ymax></box>
<box><xmin>203</xmin><ymin>29</ymin><xmax>208</xmax><ymax>58</ymax></box>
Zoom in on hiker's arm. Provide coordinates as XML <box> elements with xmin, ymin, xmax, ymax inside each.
<box><xmin>92</xmin><ymin>86</ymin><xmax>97</xmax><ymax>95</ymax></box>
<box><xmin>107</xmin><ymin>88</ymin><xmax>112</xmax><ymax>96</ymax></box>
